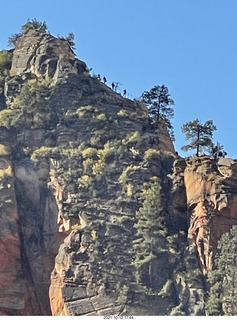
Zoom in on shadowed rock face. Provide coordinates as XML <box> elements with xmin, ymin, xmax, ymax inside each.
<box><xmin>0</xmin><ymin>157</ymin><xmax>66</xmax><ymax>315</ymax></box>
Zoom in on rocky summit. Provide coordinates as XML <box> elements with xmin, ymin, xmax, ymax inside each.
<box><xmin>0</xmin><ymin>26</ymin><xmax>237</xmax><ymax>316</ymax></box>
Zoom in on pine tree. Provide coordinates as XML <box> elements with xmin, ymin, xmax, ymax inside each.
<box><xmin>181</xmin><ymin>119</ymin><xmax>216</xmax><ymax>156</ymax></box>
<box><xmin>132</xmin><ymin>181</ymin><xmax>167</xmax><ymax>289</ymax></box>
<box><xmin>141</xmin><ymin>85</ymin><xmax>175</xmax><ymax>140</ymax></box>
<box><xmin>206</xmin><ymin>225</ymin><xmax>237</xmax><ymax>315</ymax></box>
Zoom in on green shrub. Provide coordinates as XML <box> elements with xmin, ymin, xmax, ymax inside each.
<box><xmin>1</xmin><ymin>78</ymin><xmax>55</xmax><ymax>129</ymax></box>
<box><xmin>95</xmin><ymin>113</ymin><xmax>107</xmax><ymax>121</ymax></box>
<box><xmin>158</xmin><ymin>279</ymin><xmax>173</xmax><ymax>298</ymax></box>
<box><xmin>144</xmin><ymin>148</ymin><xmax>160</xmax><ymax>160</ymax></box>
<box><xmin>0</xmin><ymin>50</ymin><xmax>13</xmax><ymax>69</ymax></box>
<box><xmin>78</xmin><ymin>174</ymin><xmax>92</xmax><ymax>189</ymax></box>
<box><xmin>0</xmin><ymin>165</ymin><xmax>12</xmax><ymax>177</ymax></box>
<box><xmin>0</xmin><ymin>144</ymin><xmax>10</xmax><ymax>156</ymax></box>
<box><xmin>76</xmin><ymin>105</ymin><xmax>97</xmax><ymax>118</ymax></box>
<box><xmin>0</xmin><ymin>109</ymin><xmax>18</xmax><ymax>128</ymax></box>
<box><xmin>123</xmin><ymin>131</ymin><xmax>141</xmax><ymax>145</ymax></box>
<box><xmin>92</xmin><ymin>160</ymin><xmax>105</xmax><ymax>175</ymax></box>
<box><xmin>31</xmin><ymin>146</ymin><xmax>58</xmax><ymax>160</ymax></box>
<box><xmin>169</xmin><ymin>304</ymin><xmax>186</xmax><ymax>316</ymax></box>
<box><xmin>117</xmin><ymin>285</ymin><xmax>129</xmax><ymax>303</ymax></box>
<box><xmin>127</xmin><ymin>183</ymin><xmax>133</xmax><ymax>197</ymax></box>
<box><xmin>82</xmin><ymin>158</ymin><xmax>94</xmax><ymax>173</ymax></box>
<box><xmin>98</xmin><ymin>142</ymin><xmax>116</xmax><ymax>163</ymax></box>
<box><xmin>81</xmin><ymin>147</ymin><xmax>98</xmax><ymax>159</ymax></box>
<box><xmin>72</xmin><ymin>223</ymin><xmax>81</xmax><ymax>230</ymax></box>
<box><xmin>118</xmin><ymin>165</ymin><xmax>140</xmax><ymax>184</ymax></box>
<box><xmin>117</xmin><ymin>109</ymin><xmax>128</xmax><ymax>117</ymax></box>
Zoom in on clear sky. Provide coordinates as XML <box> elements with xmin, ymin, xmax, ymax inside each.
<box><xmin>0</xmin><ymin>0</ymin><xmax>237</xmax><ymax>157</ymax></box>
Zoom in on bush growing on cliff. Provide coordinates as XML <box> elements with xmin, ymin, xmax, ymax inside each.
<box><xmin>58</xmin><ymin>32</ymin><xmax>76</xmax><ymax>50</ymax></box>
<box><xmin>0</xmin><ymin>50</ymin><xmax>13</xmax><ymax>91</ymax></box>
<box><xmin>0</xmin><ymin>50</ymin><xmax>13</xmax><ymax>70</ymax></box>
<box><xmin>81</xmin><ymin>147</ymin><xmax>98</xmax><ymax>159</ymax></box>
<box><xmin>0</xmin><ymin>144</ymin><xmax>10</xmax><ymax>156</ymax></box>
<box><xmin>1</xmin><ymin>78</ymin><xmax>56</xmax><ymax>130</ymax></box>
<box><xmin>0</xmin><ymin>109</ymin><xmax>16</xmax><ymax>128</ymax></box>
<box><xmin>144</xmin><ymin>148</ymin><xmax>160</xmax><ymax>160</ymax></box>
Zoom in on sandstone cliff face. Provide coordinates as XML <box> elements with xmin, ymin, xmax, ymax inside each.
<box><xmin>184</xmin><ymin>156</ymin><xmax>237</xmax><ymax>273</ymax></box>
<box><xmin>1</xmin><ymin>26</ymin><xmax>237</xmax><ymax>316</ymax></box>
<box><xmin>0</xmin><ymin>29</ymin><xmax>177</xmax><ymax>316</ymax></box>
<box><xmin>10</xmin><ymin>29</ymin><xmax>86</xmax><ymax>79</ymax></box>
<box><xmin>0</xmin><ymin>154</ymin><xmax>66</xmax><ymax>315</ymax></box>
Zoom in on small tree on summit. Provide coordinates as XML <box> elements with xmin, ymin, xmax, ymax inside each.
<box><xmin>8</xmin><ymin>19</ymin><xmax>48</xmax><ymax>47</ymax></box>
<box><xmin>21</xmin><ymin>19</ymin><xmax>48</xmax><ymax>33</ymax></box>
<box><xmin>181</xmin><ymin>119</ymin><xmax>216</xmax><ymax>156</ymax></box>
<box><xmin>141</xmin><ymin>85</ymin><xmax>175</xmax><ymax>140</ymax></box>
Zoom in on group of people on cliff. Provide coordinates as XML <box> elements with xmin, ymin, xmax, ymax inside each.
<box><xmin>96</xmin><ymin>74</ymin><xmax>127</xmax><ymax>97</ymax></box>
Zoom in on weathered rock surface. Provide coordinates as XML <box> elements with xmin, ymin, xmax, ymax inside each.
<box><xmin>10</xmin><ymin>29</ymin><xmax>86</xmax><ymax>80</ymax></box>
<box><xmin>0</xmin><ymin>153</ymin><xmax>66</xmax><ymax>315</ymax></box>
<box><xmin>184</xmin><ymin>155</ymin><xmax>237</xmax><ymax>274</ymax></box>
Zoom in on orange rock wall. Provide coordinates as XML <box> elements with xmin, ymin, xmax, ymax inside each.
<box><xmin>184</xmin><ymin>156</ymin><xmax>237</xmax><ymax>274</ymax></box>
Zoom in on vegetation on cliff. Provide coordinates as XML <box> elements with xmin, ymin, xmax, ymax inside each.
<box><xmin>206</xmin><ymin>225</ymin><xmax>237</xmax><ymax>316</ymax></box>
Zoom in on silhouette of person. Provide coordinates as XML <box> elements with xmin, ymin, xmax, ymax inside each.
<box><xmin>123</xmin><ymin>89</ymin><xmax>127</xmax><ymax>97</ymax></box>
<box><xmin>103</xmin><ymin>77</ymin><xmax>107</xmax><ymax>84</ymax></box>
<box><xmin>97</xmin><ymin>74</ymin><xmax>101</xmax><ymax>81</ymax></box>
<box><xmin>112</xmin><ymin>82</ymin><xmax>115</xmax><ymax>90</ymax></box>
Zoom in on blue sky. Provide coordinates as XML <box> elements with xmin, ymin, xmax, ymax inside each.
<box><xmin>0</xmin><ymin>0</ymin><xmax>237</xmax><ymax>157</ymax></box>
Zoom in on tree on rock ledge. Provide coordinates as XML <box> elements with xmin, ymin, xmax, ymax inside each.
<box><xmin>141</xmin><ymin>85</ymin><xmax>175</xmax><ymax>140</ymax></box>
<box><xmin>181</xmin><ymin>119</ymin><xmax>216</xmax><ymax>156</ymax></box>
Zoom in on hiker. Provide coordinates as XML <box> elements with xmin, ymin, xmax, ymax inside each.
<box><xmin>123</xmin><ymin>89</ymin><xmax>127</xmax><ymax>97</ymax></box>
<box><xmin>112</xmin><ymin>82</ymin><xmax>115</xmax><ymax>90</ymax></box>
<box><xmin>97</xmin><ymin>74</ymin><xmax>101</xmax><ymax>81</ymax></box>
<box><xmin>103</xmin><ymin>76</ymin><xmax>107</xmax><ymax>84</ymax></box>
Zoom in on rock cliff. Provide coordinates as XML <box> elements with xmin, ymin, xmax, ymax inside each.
<box><xmin>0</xmin><ymin>25</ymin><xmax>237</xmax><ymax>316</ymax></box>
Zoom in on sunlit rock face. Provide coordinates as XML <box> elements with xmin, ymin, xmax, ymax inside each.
<box><xmin>10</xmin><ymin>29</ymin><xmax>86</xmax><ymax>79</ymax></box>
<box><xmin>184</xmin><ymin>155</ymin><xmax>237</xmax><ymax>274</ymax></box>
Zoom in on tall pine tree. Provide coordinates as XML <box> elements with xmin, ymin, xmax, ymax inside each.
<box><xmin>141</xmin><ymin>85</ymin><xmax>175</xmax><ymax>140</ymax></box>
<box><xmin>132</xmin><ymin>180</ymin><xmax>168</xmax><ymax>289</ymax></box>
